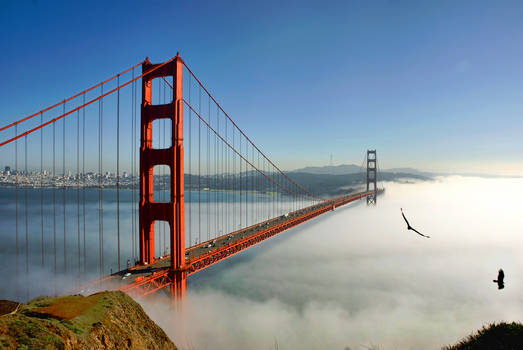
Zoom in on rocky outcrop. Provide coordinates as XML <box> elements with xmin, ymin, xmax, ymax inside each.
<box><xmin>0</xmin><ymin>291</ymin><xmax>176</xmax><ymax>350</ymax></box>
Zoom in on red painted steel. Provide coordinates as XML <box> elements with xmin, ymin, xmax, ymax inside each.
<box><xmin>139</xmin><ymin>54</ymin><xmax>186</xmax><ymax>298</ymax></box>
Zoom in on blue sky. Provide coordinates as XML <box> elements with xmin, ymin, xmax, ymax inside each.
<box><xmin>1</xmin><ymin>0</ymin><xmax>522</xmax><ymax>175</ymax></box>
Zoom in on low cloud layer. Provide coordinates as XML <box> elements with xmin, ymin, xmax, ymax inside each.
<box><xmin>142</xmin><ymin>176</ymin><xmax>523</xmax><ymax>350</ymax></box>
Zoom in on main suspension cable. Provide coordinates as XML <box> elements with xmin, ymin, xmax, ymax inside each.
<box><xmin>0</xmin><ymin>61</ymin><xmax>145</xmax><ymax>132</ymax></box>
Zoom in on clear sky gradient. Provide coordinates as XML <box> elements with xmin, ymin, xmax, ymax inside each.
<box><xmin>1</xmin><ymin>0</ymin><xmax>522</xmax><ymax>175</ymax></box>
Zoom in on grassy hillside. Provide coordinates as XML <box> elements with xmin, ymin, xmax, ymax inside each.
<box><xmin>443</xmin><ymin>322</ymin><xmax>523</xmax><ymax>350</ymax></box>
<box><xmin>0</xmin><ymin>291</ymin><xmax>176</xmax><ymax>350</ymax></box>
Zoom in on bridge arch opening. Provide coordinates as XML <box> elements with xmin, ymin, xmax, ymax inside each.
<box><xmin>154</xmin><ymin>220</ymin><xmax>170</xmax><ymax>259</ymax></box>
<box><xmin>150</xmin><ymin>77</ymin><xmax>173</xmax><ymax>105</ymax></box>
<box><xmin>152</xmin><ymin>164</ymin><xmax>170</xmax><ymax>203</ymax></box>
<box><xmin>151</xmin><ymin>118</ymin><xmax>172</xmax><ymax>149</ymax></box>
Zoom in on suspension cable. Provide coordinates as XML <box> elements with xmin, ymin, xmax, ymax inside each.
<box><xmin>0</xmin><ymin>55</ymin><xmax>179</xmax><ymax>147</ymax></box>
<box><xmin>182</xmin><ymin>61</ymin><xmax>324</xmax><ymax>202</ymax></box>
<box><xmin>0</xmin><ymin>61</ymin><xmax>144</xmax><ymax>132</ymax></box>
<box><xmin>183</xmin><ymin>100</ymin><xmax>319</xmax><ymax>201</ymax></box>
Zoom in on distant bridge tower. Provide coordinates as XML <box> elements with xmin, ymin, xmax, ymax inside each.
<box><xmin>366</xmin><ymin>150</ymin><xmax>377</xmax><ymax>205</ymax></box>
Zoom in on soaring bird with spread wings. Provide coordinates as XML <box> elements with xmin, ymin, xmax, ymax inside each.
<box><xmin>401</xmin><ymin>208</ymin><xmax>430</xmax><ymax>238</ymax></box>
<box><xmin>493</xmin><ymin>269</ymin><xmax>505</xmax><ymax>290</ymax></box>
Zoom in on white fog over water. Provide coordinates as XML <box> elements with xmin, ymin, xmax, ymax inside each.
<box><xmin>144</xmin><ymin>176</ymin><xmax>523</xmax><ymax>350</ymax></box>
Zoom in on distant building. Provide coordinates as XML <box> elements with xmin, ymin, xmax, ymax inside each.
<box><xmin>4</xmin><ymin>166</ymin><xmax>11</xmax><ymax>173</ymax></box>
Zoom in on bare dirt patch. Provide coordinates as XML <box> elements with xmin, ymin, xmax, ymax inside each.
<box><xmin>0</xmin><ymin>301</ymin><xmax>19</xmax><ymax>316</ymax></box>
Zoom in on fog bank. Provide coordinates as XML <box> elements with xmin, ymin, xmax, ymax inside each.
<box><xmin>146</xmin><ymin>176</ymin><xmax>523</xmax><ymax>349</ymax></box>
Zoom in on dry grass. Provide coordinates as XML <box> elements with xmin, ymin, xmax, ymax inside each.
<box><xmin>31</xmin><ymin>293</ymin><xmax>102</xmax><ymax>320</ymax></box>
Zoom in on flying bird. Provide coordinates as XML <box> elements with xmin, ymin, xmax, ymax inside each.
<box><xmin>493</xmin><ymin>269</ymin><xmax>505</xmax><ymax>290</ymax></box>
<box><xmin>401</xmin><ymin>208</ymin><xmax>430</xmax><ymax>238</ymax></box>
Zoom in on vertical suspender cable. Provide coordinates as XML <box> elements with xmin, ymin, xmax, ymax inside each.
<box><xmin>277</xmin><ymin>173</ymin><xmax>280</xmax><ymax>216</ymax></box>
<box><xmin>207</xmin><ymin>97</ymin><xmax>210</xmax><ymax>240</ymax></box>
<box><xmin>135</xmin><ymin>74</ymin><xmax>139</xmax><ymax>262</ymax></box>
<box><xmin>130</xmin><ymin>70</ymin><xmax>134</xmax><ymax>264</ymax></box>
<box><xmin>15</xmin><ymin>125</ymin><xmax>19</xmax><ymax>298</ymax></box>
<box><xmin>239</xmin><ymin>134</ymin><xmax>243</xmax><ymax>227</ymax></box>
<box><xmin>238</xmin><ymin>134</ymin><xmax>243</xmax><ymax>227</ymax></box>
<box><xmin>267</xmin><ymin>160</ymin><xmax>269</xmax><ymax>220</ymax></box>
<box><xmin>98</xmin><ymin>87</ymin><xmax>101</xmax><ymax>276</ymax></box>
<box><xmin>246</xmin><ymin>143</ymin><xmax>248</xmax><ymax>226</ymax></box>
<box><xmin>188</xmin><ymin>72</ymin><xmax>192</xmax><ymax>246</ymax></box>
<box><xmin>82</xmin><ymin>94</ymin><xmax>86</xmax><ymax>273</ymax></box>
<box><xmin>198</xmin><ymin>86</ymin><xmax>201</xmax><ymax>244</ymax></box>
<box><xmin>255</xmin><ymin>149</ymin><xmax>257</xmax><ymax>222</ymax></box>
<box><xmin>117</xmin><ymin>75</ymin><xmax>121</xmax><ymax>272</ymax></box>
<box><xmin>235</xmin><ymin>128</ymin><xmax>238</xmax><ymax>228</ymax></box>
<box><xmin>24</xmin><ymin>135</ymin><xmax>28</xmax><ymax>300</ymax></box>
<box><xmin>216</xmin><ymin>107</ymin><xmax>219</xmax><ymax>237</ymax></box>
<box><xmin>164</xmin><ymin>80</ymin><xmax>167</xmax><ymax>254</ymax></box>
<box><xmin>245</xmin><ymin>143</ymin><xmax>248</xmax><ymax>226</ymax></box>
<box><xmin>63</xmin><ymin>102</ymin><xmax>67</xmax><ymax>274</ymax></box>
<box><xmin>213</xmin><ymin>106</ymin><xmax>216</xmax><ymax>237</ymax></box>
<box><xmin>101</xmin><ymin>84</ymin><xmax>104</xmax><ymax>276</ymax></box>
<box><xmin>40</xmin><ymin>113</ymin><xmax>44</xmax><ymax>267</ymax></box>
<box><xmin>216</xmin><ymin>108</ymin><xmax>219</xmax><ymax>235</ymax></box>
<box><xmin>162</xmin><ymin>80</ymin><xmax>166</xmax><ymax>255</ymax></box>
<box><xmin>156</xmin><ymin>78</ymin><xmax>161</xmax><ymax>256</ymax></box>
<box><xmin>162</xmin><ymin>80</ymin><xmax>166</xmax><ymax>254</ymax></box>
<box><xmin>130</xmin><ymin>69</ymin><xmax>136</xmax><ymax>264</ymax></box>
<box><xmin>98</xmin><ymin>84</ymin><xmax>103</xmax><ymax>277</ymax></box>
<box><xmin>245</xmin><ymin>143</ymin><xmax>248</xmax><ymax>227</ymax></box>
<box><xmin>258</xmin><ymin>151</ymin><xmax>260</xmax><ymax>222</ymax></box>
<box><xmin>52</xmin><ymin>119</ymin><xmax>56</xmax><ymax>292</ymax></box>
<box><xmin>248</xmin><ymin>145</ymin><xmax>250</xmax><ymax>226</ymax></box>
<box><xmin>254</xmin><ymin>147</ymin><xmax>257</xmax><ymax>222</ymax></box>
<box><xmin>225</xmin><ymin>117</ymin><xmax>228</xmax><ymax>234</ymax></box>
<box><xmin>77</xmin><ymin>109</ymin><xmax>80</xmax><ymax>276</ymax></box>
<box><xmin>253</xmin><ymin>147</ymin><xmax>255</xmax><ymax>224</ymax></box>
<box><xmin>275</xmin><ymin>165</ymin><xmax>277</xmax><ymax>217</ymax></box>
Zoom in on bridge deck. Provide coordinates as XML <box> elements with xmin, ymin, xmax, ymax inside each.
<box><xmin>76</xmin><ymin>190</ymin><xmax>381</xmax><ymax>296</ymax></box>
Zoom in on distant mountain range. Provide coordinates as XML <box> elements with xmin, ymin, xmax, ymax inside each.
<box><xmin>290</xmin><ymin>164</ymin><xmax>362</xmax><ymax>175</ymax></box>
<box><xmin>291</xmin><ymin>164</ymin><xmax>431</xmax><ymax>176</ymax></box>
<box><xmin>290</xmin><ymin>164</ymin><xmax>521</xmax><ymax>179</ymax></box>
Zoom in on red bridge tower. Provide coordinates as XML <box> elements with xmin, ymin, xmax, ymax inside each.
<box><xmin>139</xmin><ymin>54</ymin><xmax>186</xmax><ymax>298</ymax></box>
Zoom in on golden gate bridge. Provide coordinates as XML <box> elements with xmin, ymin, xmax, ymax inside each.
<box><xmin>0</xmin><ymin>54</ymin><xmax>382</xmax><ymax>301</ymax></box>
